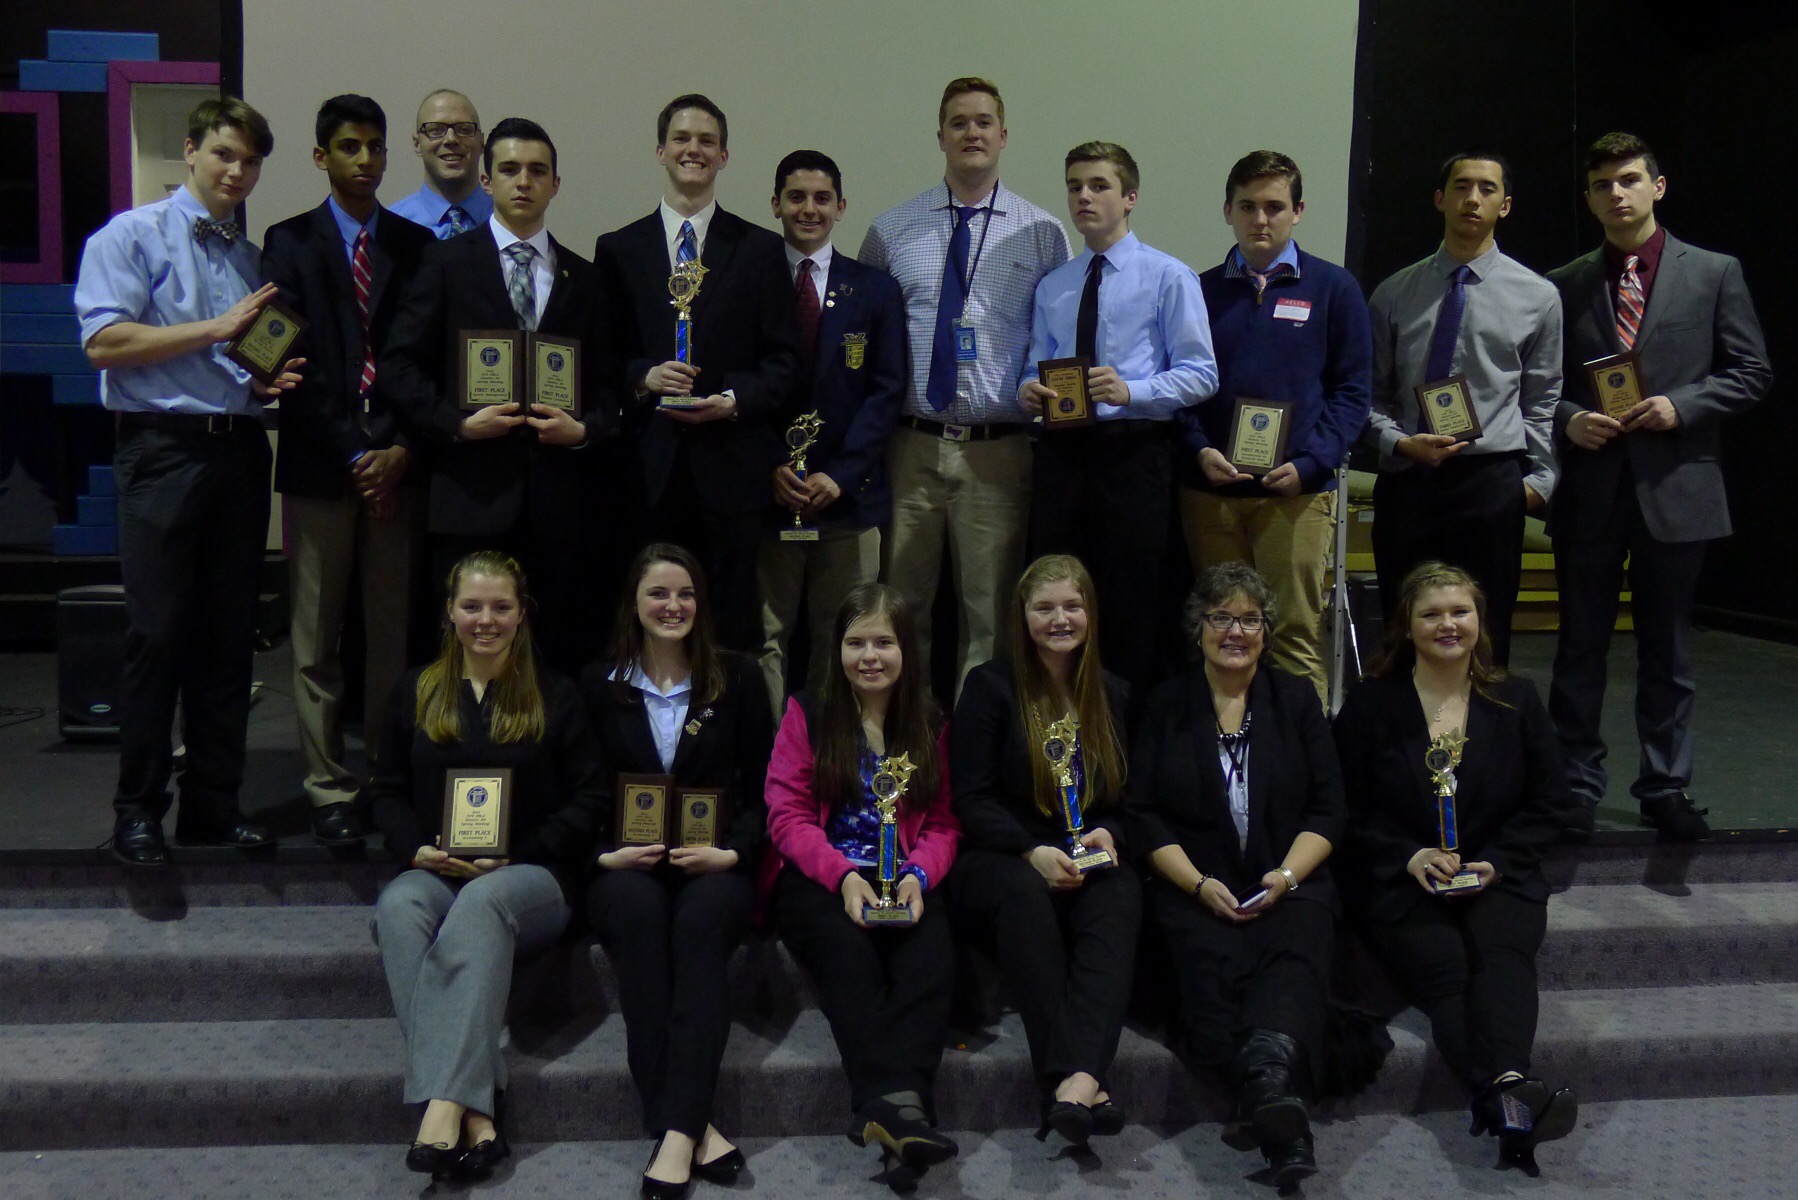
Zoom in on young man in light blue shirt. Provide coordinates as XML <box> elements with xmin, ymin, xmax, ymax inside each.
<box><xmin>387</xmin><ymin>89</ymin><xmax>492</xmax><ymax>238</ymax></box>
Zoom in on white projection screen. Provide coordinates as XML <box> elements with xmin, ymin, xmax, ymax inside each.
<box><xmin>242</xmin><ymin>0</ymin><xmax>1359</xmax><ymax>271</ymax></box>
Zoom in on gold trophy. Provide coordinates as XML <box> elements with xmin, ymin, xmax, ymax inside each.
<box><xmin>1426</xmin><ymin>730</ymin><xmax>1481</xmax><ymax>894</ymax></box>
<box><xmin>865</xmin><ymin>752</ymin><xmax>919</xmax><ymax>924</ymax></box>
<box><xmin>1042</xmin><ymin>715</ymin><xmax>1113</xmax><ymax>872</ymax></box>
<box><xmin>662</xmin><ymin>258</ymin><xmax>709</xmax><ymax>408</ymax></box>
<box><xmin>779</xmin><ymin>411</ymin><xmax>825</xmax><ymax>543</ymax></box>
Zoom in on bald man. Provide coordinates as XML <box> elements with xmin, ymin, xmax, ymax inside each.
<box><xmin>388</xmin><ymin>88</ymin><xmax>493</xmax><ymax>238</ymax></box>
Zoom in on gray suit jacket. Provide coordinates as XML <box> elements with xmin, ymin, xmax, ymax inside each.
<box><xmin>1546</xmin><ymin>232</ymin><xmax>1771</xmax><ymax>543</ymax></box>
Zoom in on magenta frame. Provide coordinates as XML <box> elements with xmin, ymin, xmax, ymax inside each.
<box><xmin>106</xmin><ymin>60</ymin><xmax>221</xmax><ymax>217</ymax></box>
<box><xmin>1</xmin><ymin>92</ymin><xmax>64</xmax><ymax>284</ymax></box>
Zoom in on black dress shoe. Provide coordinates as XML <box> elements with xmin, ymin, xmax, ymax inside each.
<box><xmin>1473</xmin><ymin>1077</ymin><xmax>1577</xmax><ymax>1177</ymax></box>
<box><xmin>1035</xmin><ymin>1099</ymin><xmax>1093</xmax><ymax>1146</ymax></box>
<box><xmin>1640</xmin><ymin>794</ymin><xmax>1710</xmax><ymax>842</ymax></box>
<box><xmin>641</xmin><ymin>1134</ymin><xmax>693</xmax><ymax>1200</ymax></box>
<box><xmin>174</xmin><ymin>815</ymin><xmax>274</xmax><ymax>849</ymax></box>
<box><xmin>692</xmin><ymin>1146</ymin><xmax>746</xmax><ymax>1185</ymax></box>
<box><xmin>459</xmin><ymin>1131</ymin><xmax>510</xmax><ymax>1180</ymax></box>
<box><xmin>1561</xmin><ymin>800</ymin><xmax>1597</xmax><ymax>842</ymax></box>
<box><xmin>311</xmin><ymin>802</ymin><xmax>366</xmax><ymax>845</ymax></box>
<box><xmin>850</xmin><ymin>1098</ymin><xmax>958</xmax><ymax>1168</ymax></box>
<box><xmin>405</xmin><ymin>1140</ymin><xmax>459</xmax><ymax>1177</ymax></box>
<box><xmin>1089</xmin><ymin>1098</ymin><xmax>1126</xmax><ymax>1137</ymax></box>
<box><xmin>1264</xmin><ymin>1133</ymin><xmax>1318</xmax><ymax>1190</ymax></box>
<box><xmin>111</xmin><ymin>817</ymin><xmax>169</xmax><ymax>867</ymax></box>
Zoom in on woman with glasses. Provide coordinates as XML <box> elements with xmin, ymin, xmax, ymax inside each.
<box><xmin>1123</xmin><ymin>562</ymin><xmax>1345</xmax><ymax>1189</ymax></box>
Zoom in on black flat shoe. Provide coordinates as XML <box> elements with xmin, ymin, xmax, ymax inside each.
<box><xmin>1035</xmin><ymin>1099</ymin><xmax>1093</xmax><ymax>1146</ymax></box>
<box><xmin>111</xmin><ymin>817</ymin><xmax>168</xmax><ymax>867</ymax></box>
<box><xmin>1473</xmin><ymin>1077</ymin><xmax>1577</xmax><ymax>1177</ymax></box>
<box><xmin>405</xmin><ymin>1141</ymin><xmax>459</xmax><ymax>1177</ymax></box>
<box><xmin>692</xmin><ymin>1145</ymin><xmax>746</xmax><ymax>1184</ymax></box>
<box><xmin>459</xmin><ymin>1131</ymin><xmax>511</xmax><ymax>1180</ymax></box>
<box><xmin>1089</xmin><ymin>1098</ymin><xmax>1126</xmax><ymax>1137</ymax></box>
<box><xmin>642</xmin><ymin>1134</ymin><xmax>693</xmax><ymax>1200</ymax></box>
<box><xmin>850</xmin><ymin>1098</ymin><xmax>958</xmax><ymax>1168</ymax></box>
<box><xmin>311</xmin><ymin>801</ymin><xmax>366</xmax><ymax>846</ymax></box>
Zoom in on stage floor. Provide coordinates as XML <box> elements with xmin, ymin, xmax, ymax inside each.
<box><xmin>0</xmin><ymin>630</ymin><xmax>1792</xmax><ymax>855</ymax></box>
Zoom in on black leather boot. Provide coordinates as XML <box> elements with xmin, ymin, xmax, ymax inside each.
<box><xmin>1230</xmin><ymin>1029</ymin><xmax>1317</xmax><ymax>1186</ymax></box>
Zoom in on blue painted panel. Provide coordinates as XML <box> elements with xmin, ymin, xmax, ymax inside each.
<box><xmin>77</xmin><ymin>496</ymin><xmax>119</xmax><ymax>527</ymax></box>
<box><xmin>46</xmin><ymin>30</ymin><xmax>160</xmax><ymax>62</ymax></box>
<box><xmin>55</xmin><ymin>375</ymin><xmax>103</xmax><ymax>406</ymax></box>
<box><xmin>3</xmin><ymin>344</ymin><xmax>93</xmax><ymax>374</ymax></box>
<box><xmin>4</xmin><ymin>314</ymin><xmax>81</xmax><ymax>344</ymax></box>
<box><xmin>88</xmin><ymin>465</ymin><xmax>118</xmax><ymax>497</ymax></box>
<box><xmin>19</xmin><ymin>60</ymin><xmax>109</xmax><ymax>92</ymax></box>
<box><xmin>1</xmin><ymin>285</ymin><xmax>76</xmax><ymax>314</ymax></box>
<box><xmin>53</xmin><ymin>524</ymin><xmax>119</xmax><ymax>556</ymax></box>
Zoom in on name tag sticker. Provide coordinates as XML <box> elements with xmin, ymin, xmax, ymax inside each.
<box><xmin>1273</xmin><ymin>299</ymin><xmax>1312</xmax><ymax>323</ymax></box>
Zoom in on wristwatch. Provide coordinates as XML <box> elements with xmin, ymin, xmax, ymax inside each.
<box><xmin>1276</xmin><ymin>867</ymin><xmax>1299</xmax><ymax>894</ymax></box>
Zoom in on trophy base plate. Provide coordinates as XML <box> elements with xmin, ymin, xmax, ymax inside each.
<box><xmin>658</xmin><ymin>396</ymin><xmax>704</xmax><ymax>410</ymax></box>
<box><xmin>1430</xmin><ymin>870</ymin><xmax>1484</xmax><ymax>895</ymax></box>
<box><xmin>778</xmin><ymin>528</ymin><xmax>821</xmax><ymax>543</ymax></box>
<box><xmin>1071</xmin><ymin>847</ymin><xmax>1115</xmax><ymax>873</ymax></box>
<box><xmin>863</xmin><ymin>904</ymin><xmax>917</xmax><ymax>925</ymax></box>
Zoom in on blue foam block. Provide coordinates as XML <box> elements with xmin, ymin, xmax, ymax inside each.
<box><xmin>53</xmin><ymin>375</ymin><xmax>102</xmax><ymax>406</ymax></box>
<box><xmin>1</xmin><ymin>286</ymin><xmax>76</xmax><ymax>314</ymax></box>
<box><xmin>4</xmin><ymin>314</ymin><xmax>81</xmax><ymax>344</ymax></box>
<box><xmin>19</xmin><ymin>60</ymin><xmax>109</xmax><ymax>92</ymax></box>
<box><xmin>53</xmin><ymin>524</ymin><xmax>119</xmax><ymax>556</ymax></box>
<box><xmin>77</xmin><ymin>496</ymin><xmax>119</xmax><ymax>527</ymax></box>
<box><xmin>46</xmin><ymin>30</ymin><xmax>160</xmax><ymax>62</ymax></box>
<box><xmin>88</xmin><ymin>465</ymin><xmax>117</xmax><ymax>497</ymax></box>
<box><xmin>4</xmin><ymin>344</ymin><xmax>92</xmax><ymax>374</ymax></box>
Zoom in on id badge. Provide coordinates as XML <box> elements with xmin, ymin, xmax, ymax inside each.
<box><xmin>953</xmin><ymin>319</ymin><xmax>978</xmax><ymax>363</ymax></box>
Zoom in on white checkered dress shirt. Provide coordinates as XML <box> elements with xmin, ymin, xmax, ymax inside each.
<box><xmin>859</xmin><ymin>181</ymin><xmax>1071</xmax><ymax>424</ymax></box>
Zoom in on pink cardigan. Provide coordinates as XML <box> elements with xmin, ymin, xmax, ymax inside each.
<box><xmin>759</xmin><ymin>697</ymin><xmax>961</xmax><ymax>907</ymax></box>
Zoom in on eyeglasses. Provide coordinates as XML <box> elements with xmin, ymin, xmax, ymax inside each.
<box><xmin>1203</xmin><ymin>612</ymin><xmax>1265</xmax><ymax>633</ymax></box>
<box><xmin>418</xmin><ymin>122</ymin><xmax>481</xmax><ymax>141</ymax></box>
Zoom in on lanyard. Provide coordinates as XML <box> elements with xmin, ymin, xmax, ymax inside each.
<box><xmin>945</xmin><ymin>181</ymin><xmax>999</xmax><ymax>304</ymax></box>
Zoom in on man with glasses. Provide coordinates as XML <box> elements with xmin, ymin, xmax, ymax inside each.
<box><xmin>389</xmin><ymin>89</ymin><xmax>491</xmax><ymax>239</ymax></box>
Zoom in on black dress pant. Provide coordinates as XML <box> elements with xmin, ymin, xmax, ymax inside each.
<box><xmin>586</xmin><ymin>866</ymin><xmax>754</xmax><ymax>1138</ymax></box>
<box><xmin>1147</xmin><ymin>880</ymin><xmax>1333</xmax><ymax>1091</ymax></box>
<box><xmin>1360</xmin><ymin>886</ymin><xmax>1547</xmax><ymax>1088</ymax></box>
<box><xmin>773</xmin><ymin>866</ymin><xmax>955</xmax><ymax>1113</ymax></box>
<box><xmin>949</xmin><ymin>848</ymin><xmax>1141</xmax><ymax>1090</ymax></box>
<box><xmin>1372</xmin><ymin>452</ymin><xmax>1526</xmax><ymax>665</ymax></box>
<box><xmin>113</xmin><ymin>424</ymin><xmax>271</xmax><ymax>825</ymax></box>
<box><xmin>645</xmin><ymin>446</ymin><xmax>764</xmax><ymax>654</ymax></box>
<box><xmin>1028</xmin><ymin>421</ymin><xmax>1174</xmax><ymax>692</ymax></box>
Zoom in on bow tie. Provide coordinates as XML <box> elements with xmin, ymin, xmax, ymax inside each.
<box><xmin>193</xmin><ymin>217</ymin><xmax>241</xmax><ymax>246</ymax></box>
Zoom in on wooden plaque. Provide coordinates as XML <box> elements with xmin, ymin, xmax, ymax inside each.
<box><xmin>1584</xmin><ymin>351</ymin><xmax>1644</xmax><ymax>422</ymax></box>
<box><xmin>1038</xmin><ymin>356</ymin><xmax>1095</xmax><ymax>429</ymax></box>
<box><xmin>457</xmin><ymin>329</ymin><xmax>524</xmax><ymax>411</ymax></box>
<box><xmin>528</xmin><ymin>333</ymin><xmax>581</xmax><ymax>416</ymax></box>
<box><xmin>1223</xmin><ymin>396</ymin><xmax>1295</xmax><ymax>476</ymax></box>
<box><xmin>616</xmin><ymin>772</ymin><xmax>674</xmax><ymax>847</ymax></box>
<box><xmin>440</xmin><ymin>768</ymin><xmax>512</xmax><ymax>858</ymax></box>
<box><xmin>226</xmin><ymin>297</ymin><xmax>308</xmax><ymax>384</ymax></box>
<box><xmin>1414</xmin><ymin>375</ymin><xmax>1483</xmax><ymax>442</ymax></box>
<box><xmin>675</xmin><ymin>787</ymin><xmax>726</xmax><ymax>848</ymax></box>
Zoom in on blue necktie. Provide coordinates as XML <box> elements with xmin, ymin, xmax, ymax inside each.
<box><xmin>444</xmin><ymin>205</ymin><xmax>474</xmax><ymax>238</ymax></box>
<box><xmin>677</xmin><ymin>220</ymin><xmax>698</xmax><ymax>266</ymax></box>
<box><xmin>1425</xmin><ymin>264</ymin><xmax>1477</xmax><ymax>382</ymax></box>
<box><xmin>926</xmin><ymin>205</ymin><xmax>977</xmax><ymax>412</ymax></box>
<box><xmin>504</xmin><ymin>243</ymin><xmax>537</xmax><ymax>331</ymax></box>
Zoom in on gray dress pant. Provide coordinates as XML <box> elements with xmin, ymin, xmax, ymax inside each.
<box><xmin>372</xmin><ymin>865</ymin><xmax>570</xmax><ymax>1113</ymax></box>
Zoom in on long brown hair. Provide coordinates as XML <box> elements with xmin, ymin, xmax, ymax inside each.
<box><xmin>417</xmin><ymin>550</ymin><xmax>546</xmax><ymax>745</ymax></box>
<box><xmin>601</xmin><ymin>543</ymin><xmax>727</xmax><ymax>707</ymax></box>
<box><xmin>1006</xmin><ymin>555</ymin><xmax>1126</xmax><ymax>817</ymax></box>
<box><xmin>812</xmin><ymin>583</ymin><xmax>941</xmax><ymax>814</ymax></box>
<box><xmin>1373</xmin><ymin>561</ymin><xmax>1511</xmax><ymax>705</ymax></box>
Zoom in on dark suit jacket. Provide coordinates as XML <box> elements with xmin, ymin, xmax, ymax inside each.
<box><xmin>261</xmin><ymin>203</ymin><xmax>433</xmax><ymax>498</ymax></box>
<box><xmin>594</xmin><ymin>207</ymin><xmax>801</xmax><ymax>510</ymax></box>
<box><xmin>950</xmin><ymin>658</ymin><xmax>1129</xmax><ymax>855</ymax></box>
<box><xmin>1333</xmin><ymin>673</ymin><xmax>1574</xmax><ymax>924</ymax></box>
<box><xmin>380</xmin><ymin>226</ymin><xmax>620</xmax><ymax>536</ymax></box>
<box><xmin>1125</xmin><ymin>665</ymin><xmax>1344</xmax><ymax>911</ymax></box>
<box><xmin>578</xmin><ymin>651</ymin><xmax>773</xmax><ymax>873</ymax></box>
<box><xmin>1547</xmin><ymin>232</ymin><xmax>1772</xmax><ymax>543</ymax></box>
<box><xmin>796</xmin><ymin>252</ymin><xmax>908</xmax><ymax>530</ymax></box>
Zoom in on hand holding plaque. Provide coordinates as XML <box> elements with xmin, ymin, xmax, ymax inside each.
<box><xmin>226</xmin><ymin>297</ymin><xmax>309</xmax><ymax>385</ymax></box>
<box><xmin>1415</xmin><ymin>376</ymin><xmax>1484</xmax><ymax>442</ymax></box>
<box><xmin>864</xmin><ymin>753</ymin><xmax>920</xmax><ymax>925</ymax></box>
<box><xmin>1224</xmin><ymin>397</ymin><xmax>1294</xmax><ymax>477</ymax></box>
<box><xmin>529</xmin><ymin>334</ymin><xmax>582</xmax><ymax>417</ymax></box>
<box><xmin>779</xmin><ymin>412</ymin><xmax>825</xmax><ymax>543</ymax></box>
<box><xmin>1424</xmin><ymin>730</ymin><xmax>1481</xmax><ymax>894</ymax></box>
<box><xmin>1042</xmin><ymin>715</ymin><xmax>1114</xmax><ymax>872</ymax></box>
<box><xmin>441</xmin><ymin>768</ymin><xmax>513</xmax><ymax>858</ymax></box>
<box><xmin>674</xmin><ymin>787</ymin><xmax>726</xmax><ymax>848</ymax></box>
<box><xmin>1583</xmin><ymin>352</ymin><xmax>1644</xmax><ymax>422</ymax></box>
<box><xmin>1037</xmin><ymin>357</ymin><xmax>1096</xmax><ymax>430</ymax></box>
<box><xmin>616</xmin><ymin>773</ymin><xmax>673</xmax><ymax>847</ymax></box>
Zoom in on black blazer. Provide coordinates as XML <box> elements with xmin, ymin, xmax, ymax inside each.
<box><xmin>380</xmin><ymin>227</ymin><xmax>621</xmax><ymax>536</ymax></box>
<box><xmin>1333</xmin><ymin>673</ymin><xmax>1574</xmax><ymax>924</ymax></box>
<box><xmin>594</xmin><ymin>207</ymin><xmax>801</xmax><ymax>511</ymax></box>
<box><xmin>1125</xmin><ymin>665</ymin><xmax>1345</xmax><ymax>910</ymax></box>
<box><xmin>579</xmin><ymin>651</ymin><xmax>772</xmax><ymax>872</ymax></box>
<box><xmin>365</xmin><ymin>666</ymin><xmax>605</xmax><ymax>905</ymax></box>
<box><xmin>951</xmin><ymin>658</ymin><xmax>1130</xmax><ymax>855</ymax></box>
<box><xmin>795</xmin><ymin>253</ymin><xmax>908</xmax><ymax>530</ymax></box>
<box><xmin>261</xmin><ymin>203</ymin><xmax>434</xmax><ymax>498</ymax></box>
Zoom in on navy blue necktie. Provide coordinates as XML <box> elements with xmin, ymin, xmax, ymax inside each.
<box><xmin>1425</xmin><ymin>264</ymin><xmax>1477</xmax><ymax>382</ymax></box>
<box><xmin>1076</xmin><ymin>253</ymin><xmax>1106</xmax><ymax>362</ymax></box>
<box><xmin>926</xmin><ymin>205</ymin><xmax>977</xmax><ymax>412</ymax></box>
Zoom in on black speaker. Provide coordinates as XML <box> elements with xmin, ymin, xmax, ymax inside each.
<box><xmin>58</xmin><ymin>584</ymin><xmax>126</xmax><ymax>741</ymax></box>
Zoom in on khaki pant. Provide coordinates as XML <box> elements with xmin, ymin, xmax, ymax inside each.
<box><xmin>286</xmin><ymin>490</ymin><xmax>417</xmax><ymax>807</ymax></box>
<box><xmin>884</xmin><ymin>425</ymin><xmax>1032</xmax><ymax>697</ymax></box>
<box><xmin>756</xmin><ymin>523</ymin><xmax>882</xmax><ymax>720</ymax></box>
<box><xmin>1180</xmin><ymin>488</ymin><xmax>1335</xmax><ymax>702</ymax></box>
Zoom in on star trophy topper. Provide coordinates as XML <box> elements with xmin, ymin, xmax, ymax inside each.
<box><xmin>865</xmin><ymin>752</ymin><xmax>919</xmax><ymax>925</ymax></box>
<box><xmin>1042</xmin><ymin>715</ymin><xmax>1114</xmax><ymax>872</ymax></box>
<box><xmin>663</xmin><ymin>257</ymin><xmax>709</xmax><ymax>408</ymax></box>
<box><xmin>1425</xmin><ymin>729</ymin><xmax>1482</xmax><ymax>894</ymax></box>
<box><xmin>779</xmin><ymin>411</ymin><xmax>825</xmax><ymax>543</ymax></box>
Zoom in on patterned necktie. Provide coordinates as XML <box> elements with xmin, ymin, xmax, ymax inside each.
<box><xmin>926</xmin><ymin>205</ymin><xmax>978</xmax><ymax>412</ymax></box>
<box><xmin>504</xmin><ymin>242</ymin><xmax>537</xmax><ymax>331</ymax></box>
<box><xmin>352</xmin><ymin>230</ymin><xmax>377</xmax><ymax>399</ymax></box>
<box><xmin>1425</xmin><ymin>264</ymin><xmax>1477</xmax><ymax>382</ymax></box>
<box><xmin>678</xmin><ymin>220</ymin><xmax>699</xmax><ymax>266</ymax></box>
<box><xmin>1617</xmin><ymin>254</ymin><xmax>1644</xmax><ymax>350</ymax></box>
<box><xmin>1247</xmin><ymin>261</ymin><xmax>1293</xmax><ymax>304</ymax></box>
<box><xmin>794</xmin><ymin>258</ymin><xmax>822</xmax><ymax>374</ymax></box>
<box><xmin>193</xmin><ymin>217</ymin><xmax>240</xmax><ymax>246</ymax></box>
<box><xmin>1076</xmin><ymin>253</ymin><xmax>1106</xmax><ymax>363</ymax></box>
<box><xmin>444</xmin><ymin>205</ymin><xmax>474</xmax><ymax>238</ymax></box>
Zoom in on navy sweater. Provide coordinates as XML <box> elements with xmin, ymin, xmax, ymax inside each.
<box><xmin>1177</xmin><ymin>246</ymin><xmax>1373</xmax><ymax>495</ymax></box>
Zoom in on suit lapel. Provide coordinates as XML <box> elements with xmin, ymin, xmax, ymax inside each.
<box><xmin>366</xmin><ymin>205</ymin><xmax>407</xmax><ymax>317</ymax></box>
<box><xmin>1454</xmin><ymin>689</ymin><xmax>1497</xmax><ymax>846</ymax></box>
<box><xmin>1632</xmin><ymin>234</ymin><xmax>1685</xmax><ymax>350</ymax></box>
<box><xmin>610</xmin><ymin>679</ymin><xmax>666</xmax><ymax>774</ymax></box>
<box><xmin>813</xmin><ymin>254</ymin><xmax>856</xmax><ymax>380</ymax></box>
<box><xmin>692</xmin><ymin>209</ymin><xmax>742</xmax><ymax>324</ymax></box>
<box><xmin>1190</xmin><ymin>674</ymin><xmax>1248</xmax><ymax>876</ymax></box>
<box><xmin>537</xmin><ymin>235</ymin><xmax>576</xmax><ymax>332</ymax></box>
<box><xmin>467</xmin><ymin>231</ymin><xmax>518</xmax><ymax>326</ymax></box>
<box><xmin>1580</xmin><ymin>251</ymin><xmax>1620</xmax><ymax>356</ymax></box>
<box><xmin>1243</xmin><ymin>670</ymin><xmax>1275</xmax><ymax>856</ymax></box>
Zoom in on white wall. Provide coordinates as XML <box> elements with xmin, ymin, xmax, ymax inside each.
<box><xmin>243</xmin><ymin>0</ymin><xmax>1359</xmax><ymax>270</ymax></box>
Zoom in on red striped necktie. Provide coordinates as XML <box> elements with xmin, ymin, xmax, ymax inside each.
<box><xmin>353</xmin><ymin>230</ymin><xmax>376</xmax><ymax>399</ymax></box>
<box><xmin>1617</xmin><ymin>253</ymin><xmax>1644</xmax><ymax>350</ymax></box>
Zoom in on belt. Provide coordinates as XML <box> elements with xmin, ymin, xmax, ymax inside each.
<box><xmin>117</xmin><ymin>411</ymin><xmax>263</xmax><ymax>434</ymax></box>
<box><xmin>900</xmin><ymin>415</ymin><xmax>1024</xmax><ymax>442</ymax></box>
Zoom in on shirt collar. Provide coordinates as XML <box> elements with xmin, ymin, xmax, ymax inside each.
<box><xmin>326</xmin><ymin>195</ymin><xmax>377</xmax><ymax>247</ymax></box>
<box><xmin>1076</xmin><ymin>229</ymin><xmax>1140</xmax><ymax>272</ymax></box>
<box><xmin>785</xmin><ymin>240</ymin><xmax>834</xmax><ymax>278</ymax></box>
<box><xmin>1431</xmin><ymin>241</ymin><xmax>1501</xmax><ymax>281</ymax></box>
<box><xmin>660</xmin><ymin>199</ymin><xmax>718</xmax><ymax>249</ymax></box>
<box><xmin>489</xmin><ymin>215</ymin><xmax>553</xmax><ymax>262</ymax></box>
<box><xmin>620</xmin><ymin>662</ymin><xmax>694</xmax><ymax>701</ymax></box>
<box><xmin>171</xmin><ymin>184</ymin><xmax>215</xmax><ymax>222</ymax></box>
<box><xmin>1226</xmin><ymin>238</ymin><xmax>1302</xmax><ymax>279</ymax></box>
<box><xmin>935</xmin><ymin>178</ymin><xmax>1010</xmax><ymax>217</ymax></box>
<box><xmin>1604</xmin><ymin>224</ymin><xmax>1666</xmax><ymax>272</ymax></box>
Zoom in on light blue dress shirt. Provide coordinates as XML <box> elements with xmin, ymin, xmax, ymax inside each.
<box><xmin>1224</xmin><ymin>238</ymin><xmax>1302</xmax><ymax>281</ymax></box>
<box><xmin>616</xmin><ymin>665</ymin><xmax>693</xmax><ymax>773</ymax></box>
<box><xmin>74</xmin><ymin>185</ymin><xmax>262</xmax><ymax>416</ymax></box>
<box><xmin>388</xmin><ymin>182</ymin><xmax>493</xmax><ymax>239</ymax></box>
<box><xmin>326</xmin><ymin>196</ymin><xmax>377</xmax><ymax>262</ymax></box>
<box><xmin>1023</xmin><ymin>232</ymin><xmax>1218</xmax><ymax>421</ymax></box>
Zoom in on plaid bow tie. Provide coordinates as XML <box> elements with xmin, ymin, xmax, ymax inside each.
<box><xmin>193</xmin><ymin>217</ymin><xmax>241</xmax><ymax>246</ymax></box>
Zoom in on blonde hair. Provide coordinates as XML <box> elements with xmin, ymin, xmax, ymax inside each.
<box><xmin>417</xmin><ymin>551</ymin><xmax>546</xmax><ymax>745</ymax></box>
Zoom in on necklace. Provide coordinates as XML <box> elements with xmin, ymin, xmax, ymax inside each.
<box><xmin>1413</xmin><ymin>671</ymin><xmax>1467</xmax><ymax>724</ymax></box>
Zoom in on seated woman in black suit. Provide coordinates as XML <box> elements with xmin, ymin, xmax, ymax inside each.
<box><xmin>1124</xmin><ymin>562</ymin><xmax>1343</xmax><ymax>1189</ymax></box>
<box><xmin>368</xmin><ymin>551</ymin><xmax>604</xmax><ymax>1182</ymax></box>
<box><xmin>950</xmin><ymin>553</ymin><xmax>1141</xmax><ymax>1148</ymax></box>
<box><xmin>580</xmin><ymin>543</ymin><xmax>772</xmax><ymax>1199</ymax></box>
<box><xmin>1334</xmin><ymin>561</ymin><xmax>1578</xmax><ymax>1177</ymax></box>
